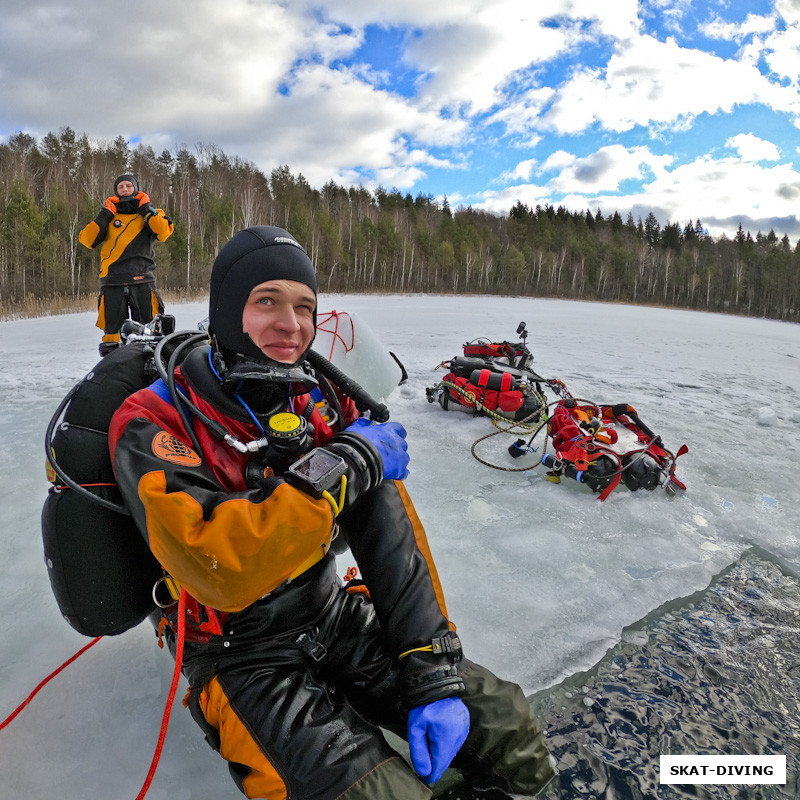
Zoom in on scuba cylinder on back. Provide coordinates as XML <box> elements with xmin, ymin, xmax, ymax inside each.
<box><xmin>42</xmin><ymin>341</ymin><xmax>165</xmax><ymax>637</ymax></box>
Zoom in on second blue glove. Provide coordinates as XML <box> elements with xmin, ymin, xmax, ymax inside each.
<box><xmin>408</xmin><ymin>697</ymin><xmax>470</xmax><ymax>785</ymax></box>
<box><xmin>345</xmin><ymin>418</ymin><xmax>410</xmax><ymax>480</ymax></box>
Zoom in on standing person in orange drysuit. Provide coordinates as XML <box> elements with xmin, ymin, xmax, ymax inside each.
<box><xmin>79</xmin><ymin>173</ymin><xmax>173</xmax><ymax>357</ymax></box>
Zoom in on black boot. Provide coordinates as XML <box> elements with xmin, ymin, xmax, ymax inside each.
<box><xmin>99</xmin><ymin>341</ymin><xmax>119</xmax><ymax>358</ymax></box>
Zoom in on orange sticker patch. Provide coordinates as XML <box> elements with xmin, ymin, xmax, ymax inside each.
<box><xmin>151</xmin><ymin>432</ymin><xmax>202</xmax><ymax>466</ymax></box>
<box><xmin>46</xmin><ymin>448</ymin><xmax>57</xmax><ymax>483</ymax></box>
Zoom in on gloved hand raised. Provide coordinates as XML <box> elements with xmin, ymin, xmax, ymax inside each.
<box><xmin>344</xmin><ymin>418</ymin><xmax>409</xmax><ymax>480</ymax></box>
<box><xmin>408</xmin><ymin>697</ymin><xmax>470</xmax><ymax>785</ymax></box>
<box><xmin>103</xmin><ymin>195</ymin><xmax>119</xmax><ymax>213</ymax></box>
<box><xmin>311</xmin><ymin>418</ymin><xmax>409</xmax><ymax>514</ymax></box>
<box><xmin>135</xmin><ymin>192</ymin><xmax>156</xmax><ymax>217</ymax></box>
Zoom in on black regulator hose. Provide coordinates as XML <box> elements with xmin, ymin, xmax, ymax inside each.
<box><xmin>154</xmin><ymin>331</ymin><xmax>210</xmax><ymax>455</ymax></box>
<box><xmin>44</xmin><ymin>379</ymin><xmax>130</xmax><ymax>514</ymax></box>
<box><xmin>306</xmin><ymin>349</ymin><xmax>390</xmax><ymax>422</ymax></box>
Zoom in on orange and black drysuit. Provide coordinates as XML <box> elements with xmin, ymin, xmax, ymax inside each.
<box><xmin>79</xmin><ymin>192</ymin><xmax>173</xmax><ymax>344</ymax></box>
<box><xmin>108</xmin><ymin>344</ymin><xmax>553</xmax><ymax>800</ymax></box>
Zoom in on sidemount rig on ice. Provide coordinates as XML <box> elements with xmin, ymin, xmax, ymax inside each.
<box><xmin>426</xmin><ymin>321</ymin><xmax>688</xmax><ymax>500</ymax></box>
<box><xmin>425</xmin><ymin>322</ymin><xmax>546</xmax><ymax>423</ymax></box>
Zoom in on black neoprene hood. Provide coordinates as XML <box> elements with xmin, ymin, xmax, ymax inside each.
<box><xmin>208</xmin><ymin>226</ymin><xmax>318</xmax><ymax>362</ymax></box>
<box><xmin>114</xmin><ymin>173</ymin><xmax>140</xmax><ymax>195</ymax></box>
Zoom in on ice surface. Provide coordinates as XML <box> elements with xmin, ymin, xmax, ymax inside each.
<box><xmin>1</xmin><ymin>295</ymin><xmax>799</xmax><ymax>799</ymax></box>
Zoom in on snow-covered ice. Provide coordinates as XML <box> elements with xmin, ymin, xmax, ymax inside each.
<box><xmin>1</xmin><ymin>295</ymin><xmax>798</xmax><ymax>799</ymax></box>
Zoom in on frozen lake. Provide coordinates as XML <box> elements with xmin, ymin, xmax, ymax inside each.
<box><xmin>1</xmin><ymin>294</ymin><xmax>798</xmax><ymax>798</ymax></box>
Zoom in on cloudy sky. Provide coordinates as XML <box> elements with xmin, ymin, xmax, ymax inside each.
<box><xmin>3</xmin><ymin>0</ymin><xmax>800</xmax><ymax>240</ymax></box>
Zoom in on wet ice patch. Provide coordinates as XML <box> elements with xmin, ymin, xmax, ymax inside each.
<box><xmin>758</xmin><ymin>494</ymin><xmax>779</xmax><ymax>512</ymax></box>
<box><xmin>467</xmin><ymin>497</ymin><xmax>495</xmax><ymax>521</ymax></box>
<box><xmin>756</xmin><ymin>406</ymin><xmax>779</xmax><ymax>426</ymax></box>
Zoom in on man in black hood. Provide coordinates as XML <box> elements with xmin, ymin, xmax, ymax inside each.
<box><xmin>205</xmin><ymin>225</ymin><xmax>330</xmax><ymax>420</ymax></box>
<box><xmin>80</xmin><ymin>173</ymin><xmax>174</xmax><ymax>357</ymax></box>
<box><xmin>109</xmin><ymin>225</ymin><xmax>554</xmax><ymax>800</ymax></box>
<box><xmin>209</xmin><ymin>225</ymin><xmax>318</xmax><ymax>362</ymax></box>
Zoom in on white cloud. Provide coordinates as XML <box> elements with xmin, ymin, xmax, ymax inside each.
<box><xmin>476</xmin><ymin>152</ymin><xmax>800</xmax><ymax>239</ymax></box>
<box><xmin>2</xmin><ymin>0</ymin><xmax>800</xmax><ymax>242</ymax></box>
<box><xmin>776</xmin><ymin>0</ymin><xmax>800</xmax><ymax>26</ymax></box>
<box><xmin>700</xmin><ymin>13</ymin><xmax>775</xmax><ymax>42</ymax></box>
<box><xmin>540</xmin><ymin>151</ymin><xmax>577</xmax><ymax>172</ymax></box>
<box><xmin>608</xmin><ymin>156</ymin><xmax>800</xmax><ymax>235</ymax></box>
<box><xmin>540</xmin><ymin>35</ymin><xmax>800</xmax><ymax>135</ymax></box>
<box><xmin>482</xmin><ymin>144</ymin><xmax>674</xmax><ymax>210</ymax></box>
<box><xmin>235</xmin><ymin>63</ymin><xmax>466</xmax><ymax>188</ymax></box>
<box><xmin>0</xmin><ymin>2</ymin><xmax>318</xmax><ymax>134</ymax></box>
<box><xmin>293</xmin><ymin>0</ymin><xmax>485</xmax><ymax>28</ymax></box>
<box><xmin>543</xmin><ymin>145</ymin><xmax>673</xmax><ymax>194</ymax></box>
<box><xmin>755</xmin><ymin>23</ymin><xmax>800</xmax><ymax>86</ymax></box>
<box><xmin>487</xmin><ymin>88</ymin><xmax>555</xmax><ymax>138</ymax></box>
<box><xmin>574</xmin><ymin>0</ymin><xmax>641</xmax><ymax>40</ymax></box>
<box><xmin>500</xmin><ymin>159</ymin><xmax>538</xmax><ymax>183</ymax></box>
<box><xmin>643</xmin><ymin>0</ymin><xmax>693</xmax><ymax>35</ymax></box>
<box><xmin>725</xmin><ymin>133</ymin><xmax>781</xmax><ymax>162</ymax></box>
<box><xmin>0</xmin><ymin>1</ymin><xmax>471</xmax><ymax>190</ymax></box>
<box><xmin>285</xmin><ymin>0</ymin><xmax>634</xmax><ymax>121</ymax></box>
<box><xmin>703</xmin><ymin>13</ymin><xmax>800</xmax><ymax>93</ymax></box>
<box><xmin>404</xmin><ymin>14</ymin><xmax>576</xmax><ymax>115</ymax></box>
<box><xmin>328</xmin><ymin>1</ymin><xmax>639</xmax><ymax>115</ymax></box>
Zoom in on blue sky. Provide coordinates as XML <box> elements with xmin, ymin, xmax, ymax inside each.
<box><xmin>3</xmin><ymin>0</ymin><xmax>800</xmax><ymax>239</ymax></box>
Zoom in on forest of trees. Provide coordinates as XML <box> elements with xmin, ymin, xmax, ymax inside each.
<box><xmin>1</xmin><ymin>127</ymin><xmax>798</xmax><ymax>322</ymax></box>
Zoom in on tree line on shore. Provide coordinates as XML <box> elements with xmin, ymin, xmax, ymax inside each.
<box><xmin>1</xmin><ymin>127</ymin><xmax>798</xmax><ymax>322</ymax></box>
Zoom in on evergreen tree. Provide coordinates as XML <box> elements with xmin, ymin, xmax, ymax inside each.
<box><xmin>0</xmin><ymin>128</ymin><xmax>798</xmax><ymax>322</ymax></box>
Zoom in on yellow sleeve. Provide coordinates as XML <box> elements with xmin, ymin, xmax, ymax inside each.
<box><xmin>149</xmin><ymin>209</ymin><xmax>174</xmax><ymax>242</ymax></box>
<box><xmin>79</xmin><ymin>219</ymin><xmax>104</xmax><ymax>249</ymax></box>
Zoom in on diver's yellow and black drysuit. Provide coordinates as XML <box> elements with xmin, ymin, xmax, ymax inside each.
<box><xmin>108</xmin><ymin>226</ymin><xmax>554</xmax><ymax>800</ymax></box>
<box><xmin>79</xmin><ymin>175</ymin><xmax>173</xmax><ymax>345</ymax></box>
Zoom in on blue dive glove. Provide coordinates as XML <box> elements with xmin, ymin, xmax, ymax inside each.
<box><xmin>345</xmin><ymin>418</ymin><xmax>410</xmax><ymax>480</ymax></box>
<box><xmin>408</xmin><ymin>697</ymin><xmax>470</xmax><ymax>785</ymax></box>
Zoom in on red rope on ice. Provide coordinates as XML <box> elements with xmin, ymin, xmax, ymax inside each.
<box><xmin>0</xmin><ymin>635</ymin><xmax>103</xmax><ymax>732</ymax></box>
<box><xmin>135</xmin><ymin>588</ymin><xmax>187</xmax><ymax>800</ymax></box>
<box><xmin>1</xmin><ymin>591</ymin><xmax>188</xmax><ymax>800</ymax></box>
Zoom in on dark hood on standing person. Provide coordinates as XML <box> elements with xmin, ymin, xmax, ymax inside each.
<box><xmin>113</xmin><ymin>173</ymin><xmax>142</xmax><ymax>214</ymax></box>
<box><xmin>208</xmin><ymin>226</ymin><xmax>318</xmax><ymax>369</ymax></box>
